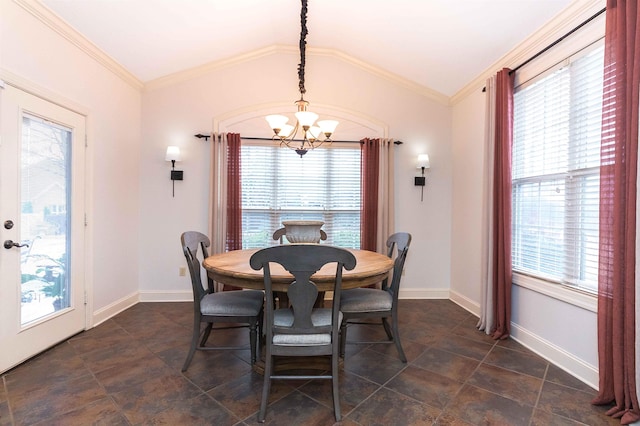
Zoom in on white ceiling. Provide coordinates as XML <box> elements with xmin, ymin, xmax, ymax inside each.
<box><xmin>41</xmin><ymin>0</ymin><xmax>573</xmax><ymax>97</ymax></box>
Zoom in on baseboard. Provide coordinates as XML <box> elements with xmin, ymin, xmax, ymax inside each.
<box><xmin>510</xmin><ymin>323</ymin><xmax>598</xmax><ymax>390</ymax></box>
<box><xmin>138</xmin><ymin>290</ymin><xmax>193</xmax><ymax>302</ymax></box>
<box><xmin>449</xmin><ymin>289</ymin><xmax>481</xmax><ymax>316</ymax></box>
<box><xmin>92</xmin><ymin>291</ymin><xmax>139</xmax><ymax>327</ymax></box>
<box><xmin>399</xmin><ymin>287</ymin><xmax>449</xmax><ymax>299</ymax></box>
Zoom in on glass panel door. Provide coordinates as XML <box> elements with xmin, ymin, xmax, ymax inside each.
<box><xmin>0</xmin><ymin>84</ymin><xmax>86</xmax><ymax>373</ymax></box>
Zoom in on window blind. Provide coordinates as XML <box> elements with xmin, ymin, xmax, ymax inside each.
<box><xmin>241</xmin><ymin>142</ymin><xmax>361</xmax><ymax>249</ymax></box>
<box><xmin>512</xmin><ymin>42</ymin><xmax>604</xmax><ymax>293</ymax></box>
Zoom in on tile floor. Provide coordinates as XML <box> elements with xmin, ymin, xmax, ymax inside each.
<box><xmin>0</xmin><ymin>300</ymin><xmax>619</xmax><ymax>425</ymax></box>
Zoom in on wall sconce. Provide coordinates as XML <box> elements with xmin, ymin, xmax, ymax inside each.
<box><xmin>165</xmin><ymin>146</ymin><xmax>183</xmax><ymax>197</ymax></box>
<box><xmin>414</xmin><ymin>154</ymin><xmax>430</xmax><ymax>202</ymax></box>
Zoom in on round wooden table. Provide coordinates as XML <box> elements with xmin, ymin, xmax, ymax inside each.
<box><xmin>203</xmin><ymin>248</ymin><xmax>394</xmax><ymax>292</ymax></box>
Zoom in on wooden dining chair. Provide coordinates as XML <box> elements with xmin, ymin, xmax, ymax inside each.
<box><xmin>250</xmin><ymin>244</ymin><xmax>357</xmax><ymax>423</ymax></box>
<box><xmin>180</xmin><ymin>231</ymin><xmax>264</xmax><ymax>372</ymax></box>
<box><xmin>339</xmin><ymin>232</ymin><xmax>412</xmax><ymax>362</ymax></box>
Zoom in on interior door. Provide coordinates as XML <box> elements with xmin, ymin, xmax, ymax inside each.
<box><xmin>0</xmin><ymin>83</ymin><xmax>87</xmax><ymax>373</ymax></box>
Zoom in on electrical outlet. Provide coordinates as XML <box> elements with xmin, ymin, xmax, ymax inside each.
<box><xmin>179</xmin><ymin>267</ymin><xmax>186</xmax><ymax>276</ymax></box>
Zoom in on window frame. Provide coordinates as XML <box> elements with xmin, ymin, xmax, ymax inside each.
<box><xmin>239</xmin><ymin>139</ymin><xmax>362</xmax><ymax>249</ymax></box>
<box><xmin>510</xmin><ymin>38</ymin><xmax>604</xmax><ymax>308</ymax></box>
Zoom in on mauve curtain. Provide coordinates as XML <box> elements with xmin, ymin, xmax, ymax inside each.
<box><xmin>491</xmin><ymin>68</ymin><xmax>514</xmax><ymax>340</ymax></box>
<box><xmin>361</xmin><ymin>138</ymin><xmax>395</xmax><ymax>253</ymax></box>
<box><xmin>209</xmin><ymin>132</ymin><xmax>242</xmax><ymax>291</ymax></box>
<box><xmin>477</xmin><ymin>74</ymin><xmax>496</xmax><ymax>335</ymax></box>
<box><xmin>591</xmin><ymin>1</ymin><xmax>640</xmax><ymax>423</ymax></box>
<box><xmin>361</xmin><ymin>138</ymin><xmax>379</xmax><ymax>251</ymax></box>
<box><xmin>226</xmin><ymin>133</ymin><xmax>242</xmax><ymax>252</ymax></box>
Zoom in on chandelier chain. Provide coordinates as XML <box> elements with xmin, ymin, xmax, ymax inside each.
<box><xmin>297</xmin><ymin>0</ymin><xmax>308</xmax><ymax>98</ymax></box>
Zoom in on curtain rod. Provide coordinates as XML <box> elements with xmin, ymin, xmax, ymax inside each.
<box><xmin>482</xmin><ymin>6</ymin><xmax>606</xmax><ymax>92</ymax></box>
<box><xmin>195</xmin><ymin>134</ymin><xmax>403</xmax><ymax>144</ymax></box>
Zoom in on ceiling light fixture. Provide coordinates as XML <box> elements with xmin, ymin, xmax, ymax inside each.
<box><xmin>265</xmin><ymin>0</ymin><xmax>338</xmax><ymax>157</ymax></box>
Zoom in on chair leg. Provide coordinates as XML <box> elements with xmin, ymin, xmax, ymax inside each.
<box><xmin>390</xmin><ymin>316</ymin><xmax>407</xmax><ymax>363</ymax></box>
<box><xmin>199</xmin><ymin>322</ymin><xmax>213</xmax><ymax>346</ymax></box>
<box><xmin>249</xmin><ymin>321</ymin><xmax>258</xmax><ymax>365</ymax></box>
<box><xmin>258</xmin><ymin>351</ymin><xmax>272</xmax><ymax>423</ymax></box>
<box><xmin>381</xmin><ymin>317</ymin><xmax>393</xmax><ymax>340</ymax></box>
<box><xmin>340</xmin><ymin>321</ymin><xmax>348</xmax><ymax>358</ymax></box>
<box><xmin>182</xmin><ymin>318</ymin><xmax>202</xmax><ymax>372</ymax></box>
<box><xmin>331</xmin><ymin>349</ymin><xmax>341</xmax><ymax>422</ymax></box>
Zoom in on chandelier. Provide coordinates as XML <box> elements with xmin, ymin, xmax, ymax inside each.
<box><xmin>265</xmin><ymin>0</ymin><xmax>338</xmax><ymax>157</ymax></box>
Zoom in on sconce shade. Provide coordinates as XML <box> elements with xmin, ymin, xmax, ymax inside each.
<box><xmin>165</xmin><ymin>146</ymin><xmax>181</xmax><ymax>162</ymax></box>
<box><xmin>417</xmin><ymin>154</ymin><xmax>430</xmax><ymax>169</ymax></box>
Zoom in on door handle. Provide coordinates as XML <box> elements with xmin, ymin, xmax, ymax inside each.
<box><xmin>3</xmin><ymin>240</ymin><xmax>29</xmax><ymax>249</ymax></box>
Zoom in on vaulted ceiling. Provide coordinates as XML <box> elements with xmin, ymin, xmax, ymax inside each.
<box><xmin>40</xmin><ymin>0</ymin><xmax>574</xmax><ymax>98</ymax></box>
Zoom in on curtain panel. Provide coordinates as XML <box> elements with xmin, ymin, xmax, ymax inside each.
<box><xmin>491</xmin><ymin>68</ymin><xmax>514</xmax><ymax>340</ymax></box>
<box><xmin>209</xmin><ymin>132</ymin><xmax>228</xmax><ymax>257</ymax></box>
<box><xmin>592</xmin><ymin>1</ymin><xmax>640</xmax><ymax>423</ymax></box>
<box><xmin>226</xmin><ymin>133</ymin><xmax>242</xmax><ymax>252</ymax></box>
<box><xmin>209</xmin><ymin>132</ymin><xmax>243</xmax><ymax>291</ymax></box>
<box><xmin>477</xmin><ymin>75</ymin><xmax>496</xmax><ymax>335</ymax></box>
<box><xmin>360</xmin><ymin>138</ymin><xmax>379</xmax><ymax>252</ymax></box>
<box><xmin>360</xmin><ymin>138</ymin><xmax>395</xmax><ymax>253</ymax></box>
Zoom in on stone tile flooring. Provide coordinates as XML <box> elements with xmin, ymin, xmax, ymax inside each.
<box><xmin>0</xmin><ymin>300</ymin><xmax>619</xmax><ymax>425</ymax></box>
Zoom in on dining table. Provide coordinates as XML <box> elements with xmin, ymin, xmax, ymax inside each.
<box><xmin>203</xmin><ymin>247</ymin><xmax>394</xmax><ymax>293</ymax></box>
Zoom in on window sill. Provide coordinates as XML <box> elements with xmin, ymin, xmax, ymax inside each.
<box><xmin>513</xmin><ymin>273</ymin><xmax>597</xmax><ymax>313</ymax></box>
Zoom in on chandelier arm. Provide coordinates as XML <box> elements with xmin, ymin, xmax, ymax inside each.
<box><xmin>297</xmin><ymin>0</ymin><xmax>308</xmax><ymax>98</ymax></box>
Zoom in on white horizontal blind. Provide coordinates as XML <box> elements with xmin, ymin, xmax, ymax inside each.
<box><xmin>241</xmin><ymin>143</ymin><xmax>361</xmax><ymax>249</ymax></box>
<box><xmin>512</xmin><ymin>42</ymin><xmax>604</xmax><ymax>293</ymax></box>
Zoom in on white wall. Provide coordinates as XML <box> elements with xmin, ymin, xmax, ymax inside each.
<box><xmin>1</xmin><ymin>1</ymin><xmax>142</xmax><ymax>323</ymax></box>
<box><xmin>450</xmin><ymin>88</ymin><xmax>486</xmax><ymax>309</ymax></box>
<box><xmin>138</xmin><ymin>50</ymin><xmax>452</xmax><ymax>300</ymax></box>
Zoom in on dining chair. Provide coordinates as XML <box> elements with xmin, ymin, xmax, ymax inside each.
<box><xmin>180</xmin><ymin>231</ymin><xmax>264</xmax><ymax>372</ymax></box>
<box><xmin>339</xmin><ymin>232</ymin><xmax>412</xmax><ymax>362</ymax></box>
<box><xmin>250</xmin><ymin>244</ymin><xmax>357</xmax><ymax>423</ymax></box>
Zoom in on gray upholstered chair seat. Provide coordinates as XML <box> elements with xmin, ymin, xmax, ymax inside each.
<box><xmin>272</xmin><ymin>308</ymin><xmax>343</xmax><ymax>345</ymax></box>
<box><xmin>340</xmin><ymin>288</ymin><xmax>392</xmax><ymax>313</ymax></box>
<box><xmin>201</xmin><ymin>290</ymin><xmax>264</xmax><ymax>316</ymax></box>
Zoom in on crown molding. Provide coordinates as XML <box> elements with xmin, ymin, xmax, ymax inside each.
<box><xmin>450</xmin><ymin>0</ymin><xmax>606</xmax><ymax>105</ymax></box>
<box><xmin>309</xmin><ymin>47</ymin><xmax>450</xmax><ymax>106</ymax></box>
<box><xmin>144</xmin><ymin>44</ymin><xmax>450</xmax><ymax>106</ymax></box>
<box><xmin>15</xmin><ymin>0</ymin><xmax>144</xmax><ymax>90</ymax></box>
<box><xmin>144</xmin><ymin>45</ymin><xmax>287</xmax><ymax>92</ymax></box>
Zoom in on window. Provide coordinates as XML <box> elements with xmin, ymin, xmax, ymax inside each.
<box><xmin>512</xmin><ymin>43</ymin><xmax>604</xmax><ymax>294</ymax></box>
<box><xmin>241</xmin><ymin>142</ymin><xmax>361</xmax><ymax>249</ymax></box>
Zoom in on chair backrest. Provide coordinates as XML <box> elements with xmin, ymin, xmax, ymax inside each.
<box><xmin>250</xmin><ymin>244</ymin><xmax>356</xmax><ymax>337</ymax></box>
<box><xmin>383</xmin><ymin>232</ymin><xmax>412</xmax><ymax>297</ymax></box>
<box><xmin>272</xmin><ymin>227</ymin><xmax>286</xmax><ymax>244</ymax></box>
<box><xmin>180</xmin><ymin>231</ymin><xmax>213</xmax><ymax>304</ymax></box>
